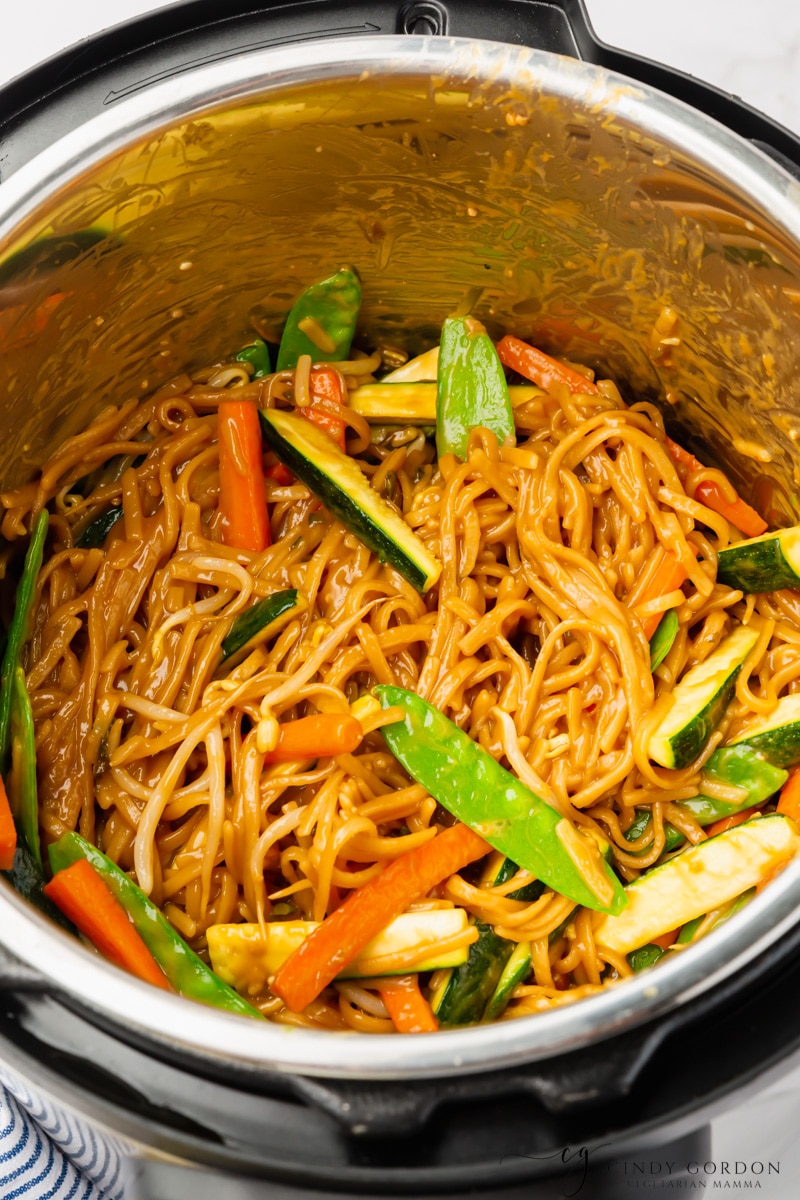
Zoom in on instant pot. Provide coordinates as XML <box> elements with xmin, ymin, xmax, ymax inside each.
<box><xmin>3</xmin><ymin>2</ymin><xmax>800</xmax><ymax>1196</ymax></box>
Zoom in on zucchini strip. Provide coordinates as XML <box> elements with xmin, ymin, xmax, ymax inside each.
<box><xmin>595</xmin><ymin>814</ymin><xmax>800</xmax><ymax>956</ymax></box>
<box><xmin>259</xmin><ymin>409</ymin><xmax>442</xmax><ymax>593</ymax></box>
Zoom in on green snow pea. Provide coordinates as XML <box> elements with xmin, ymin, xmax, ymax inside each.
<box><xmin>236</xmin><ymin>337</ymin><xmax>272</xmax><ymax>378</ymax></box>
<box><xmin>0</xmin><ymin>508</ymin><xmax>48</xmax><ymax>776</ymax></box>
<box><xmin>48</xmin><ymin>832</ymin><xmax>263</xmax><ymax>1019</ymax></box>
<box><xmin>375</xmin><ymin>685</ymin><xmax>627</xmax><ymax>915</ymax></box>
<box><xmin>276</xmin><ymin>268</ymin><xmax>361</xmax><ymax>371</ymax></box>
<box><xmin>627</xmin><ymin>943</ymin><xmax>665</xmax><ymax>972</ymax></box>
<box><xmin>649</xmin><ymin>609</ymin><xmax>679</xmax><ymax>671</ymax></box>
<box><xmin>436</xmin><ymin>315</ymin><xmax>515</xmax><ymax>460</ymax></box>
<box><xmin>625</xmin><ymin>743</ymin><xmax>788</xmax><ymax>856</ymax></box>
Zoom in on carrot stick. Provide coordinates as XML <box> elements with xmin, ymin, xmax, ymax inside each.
<box><xmin>44</xmin><ymin>859</ymin><xmax>170</xmax><ymax>990</ymax></box>
<box><xmin>705</xmin><ymin>807</ymin><xmax>761</xmax><ymax>838</ymax></box>
<box><xmin>777</xmin><ymin>768</ymin><xmax>800</xmax><ymax>823</ymax></box>
<box><xmin>651</xmin><ymin>928</ymin><xmax>679</xmax><ymax>951</ymax></box>
<box><xmin>272</xmin><ymin>823</ymin><xmax>490</xmax><ymax>1012</ymax></box>
<box><xmin>303</xmin><ymin>366</ymin><xmax>347</xmax><ymax>449</ymax></box>
<box><xmin>0</xmin><ymin>775</ymin><xmax>17</xmax><ymax>871</ymax></box>
<box><xmin>496</xmin><ymin>335</ymin><xmax>599</xmax><ymax>395</ymax></box>
<box><xmin>638</xmin><ymin>551</ymin><xmax>689</xmax><ymax>640</ymax></box>
<box><xmin>264</xmin><ymin>714</ymin><xmax>364</xmax><ymax>762</ymax></box>
<box><xmin>377</xmin><ymin>975</ymin><xmax>439</xmax><ymax>1033</ymax></box>
<box><xmin>665</xmin><ymin>437</ymin><xmax>767</xmax><ymax>538</ymax></box>
<box><xmin>218</xmin><ymin>399</ymin><xmax>270</xmax><ymax>552</ymax></box>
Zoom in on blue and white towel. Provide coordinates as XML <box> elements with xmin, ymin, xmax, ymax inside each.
<box><xmin>1</xmin><ymin>1085</ymin><xmax>101</xmax><ymax>1198</ymax></box>
<box><xmin>1</xmin><ymin>1068</ymin><xmax>126</xmax><ymax>1200</ymax></box>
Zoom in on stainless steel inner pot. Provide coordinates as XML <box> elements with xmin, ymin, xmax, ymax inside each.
<box><xmin>2</xmin><ymin>34</ymin><xmax>800</xmax><ymax>1082</ymax></box>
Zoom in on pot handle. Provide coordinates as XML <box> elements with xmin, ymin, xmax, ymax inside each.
<box><xmin>400</xmin><ymin>0</ymin><xmax>800</xmax><ymax>177</ymax></box>
<box><xmin>276</xmin><ymin>1014</ymin><xmax>671</xmax><ymax>1137</ymax></box>
<box><xmin>2</xmin><ymin>1</ymin><xmax>799</xmax><ymax>182</ymax></box>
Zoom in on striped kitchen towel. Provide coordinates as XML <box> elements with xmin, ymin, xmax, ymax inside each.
<box><xmin>1</xmin><ymin>1084</ymin><xmax>106</xmax><ymax>1199</ymax></box>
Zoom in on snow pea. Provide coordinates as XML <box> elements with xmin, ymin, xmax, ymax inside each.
<box><xmin>375</xmin><ymin>685</ymin><xmax>627</xmax><ymax>915</ymax></box>
<box><xmin>627</xmin><ymin>944</ymin><xmax>665</xmax><ymax>972</ymax></box>
<box><xmin>649</xmin><ymin>609</ymin><xmax>679</xmax><ymax>671</ymax></box>
<box><xmin>48</xmin><ymin>831</ymin><xmax>263</xmax><ymax>1019</ymax></box>
<box><xmin>236</xmin><ymin>337</ymin><xmax>272</xmax><ymax>378</ymax></box>
<box><xmin>276</xmin><ymin>268</ymin><xmax>361</xmax><ymax>371</ymax></box>
<box><xmin>625</xmin><ymin>743</ymin><xmax>788</xmax><ymax>856</ymax></box>
<box><xmin>0</xmin><ymin>508</ymin><xmax>48</xmax><ymax>776</ymax></box>
<box><xmin>436</xmin><ymin>316</ymin><xmax>515</xmax><ymax>460</ymax></box>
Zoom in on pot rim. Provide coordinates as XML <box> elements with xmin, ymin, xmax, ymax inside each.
<box><xmin>2</xmin><ymin>32</ymin><xmax>800</xmax><ymax>1079</ymax></box>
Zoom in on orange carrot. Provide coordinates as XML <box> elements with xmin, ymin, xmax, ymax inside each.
<box><xmin>303</xmin><ymin>366</ymin><xmax>347</xmax><ymax>449</ymax></box>
<box><xmin>218</xmin><ymin>399</ymin><xmax>270</xmax><ymax>552</ymax></box>
<box><xmin>777</xmin><ymin>768</ymin><xmax>800</xmax><ymax>823</ymax></box>
<box><xmin>705</xmin><ymin>807</ymin><xmax>761</xmax><ymax>838</ymax></box>
<box><xmin>264</xmin><ymin>714</ymin><xmax>364</xmax><ymax>762</ymax></box>
<box><xmin>638</xmin><ymin>551</ymin><xmax>689</xmax><ymax>640</ymax></box>
<box><xmin>665</xmin><ymin>437</ymin><xmax>767</xmax><ymax>538</ymax></box>
<box><xmin>377</xmin><ymin>975</ymin><xmax>439</xmax><ymax>1033</ymax></box>
<box><xmin>651</xmin><ymin>928</ymin><xmax>680</xmax><ymax>951</ymax></box>
<box><xmin>44</xmin><ymin>859</ymin><xmax>170</xmax><ymax>990</ymax></box>
<box><xmin>272</xmin><ymin>823</ymin><xmax>490</xmax><ymax>1013</ymax></box>
<box><xmin>0</xmin><ymin>776</ymin><xmax>17</xmax><ymax>871</ymax></box>
<box><xmin>496</xmin><ymin>335</ymin><xmax>599</xmax><ymax>395</ymax></box>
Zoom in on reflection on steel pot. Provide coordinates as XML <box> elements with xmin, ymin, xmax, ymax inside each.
<box><xmin>3</xmin><ymin>1</ymin><xmax>800</xmax><ymax>1194</ymax></box>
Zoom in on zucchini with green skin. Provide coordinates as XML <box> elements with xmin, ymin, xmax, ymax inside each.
<box><xmin>434</xmin><ymin>856</ymin><xmax>544</xmax><ymax>1025</ymax></box>
<box><xmin>208</xmin><ymin>910</ymin><xmax>472</xmax><ymax>994</ymax></box>
<box><xmin>259</xmin><ymin>409</ymin><xmax>441</xmax><ymax>593</ymax></box>
<box><xmin>219</xmin><ymin>588</ymin><xmax>303</xmax><ymax>668</ymax></box>
<box><xmin>1</xmin><ymin>840</ymin><xmax>74</xmax><ymax>932</ymax></box>
<box><xmin>349</xmin><ymin>382</ymin><xmax>541</xmax><ymax>426</ymax></box>
<box><xmin>725</xmin><ymin>692</ymin><xmax>800</xmax><ymax>768</ymax></box>
<box><xmin>8</xmin><ymin>668</ymin><xmax>41</xmax><ymax>869</ymax></box>
<box><xmin>649</xmin><ymin>609</ymin><xmax>679</xmax><ymax>671</ymax></box>
<box><xmin>647</xmin><ymin>625</ymin><xmax>759</xmax><ymax>769</ymax></box>
<box><xmin>382</xmin><ymin>346</ymin><xmax>440</xmax><ymax>382</ymax></box>
<box><xmin>0</xmin><ymin>508</ymin><xmax>48</xmax><ymax>775</ymax></box>
<box><xmin>483</xmin><ymin>940</ymin><xmax>532</xmax><ymax>1021</ymax></box>
<box><xmin>675</xmin><ymin>887</ymin><xmax>755</xmax><ymax>946</ymax></box>
<box><xmin>595</xmin><ymin>814</ymin><xmax>800</xmax><ymax>956</ymax></box>
<box><xmin>76</xmin><ymin>504</ymin><xmax>123</xmax><ymax>549</ymax></box>
<box><xmin>716</xmin><ymin>525</ymin><xmax>800</xmax><ymax>593</ymax></box>
<box><xmin>431</xmin><ymin>922</ymin><xmax>514</xmax><ymax>1026</ymax></box>
<box><xmin>276</xmin><ymin>268</ymin><xmax>361</xmax><ymax>371</ymax></box>
<box><xmin>485</xmin><ymin>853</ymin><xmax>545</xmax><ymax>903</ymax></box>
<box><xmin>376</xmin><ymin>685</ymin><xmax>627</xmax><ymax>915</ymax></box>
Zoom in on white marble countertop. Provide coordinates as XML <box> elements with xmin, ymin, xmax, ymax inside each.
<box><xmin>1</xmin><ymin>1</ymin><xmax>800</xmax><ymax>1196</ymax></box>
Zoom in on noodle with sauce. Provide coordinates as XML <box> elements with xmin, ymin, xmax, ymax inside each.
<box><xmin>2</xmin><ymin>275</ymin><xmax>800</xmax><ymax>1034</ymax></box>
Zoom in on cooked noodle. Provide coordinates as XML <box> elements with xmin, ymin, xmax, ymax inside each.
<box><xmin>3</xmin><ymin>335</ymin><xmax>798</xmax><ymax>1032</ymax></box>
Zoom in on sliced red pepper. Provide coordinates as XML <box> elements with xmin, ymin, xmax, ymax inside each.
<box><xmin>303</xmin><ymin>367</ymin><xmax>347</xmax><ymax>449</ymax></box>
